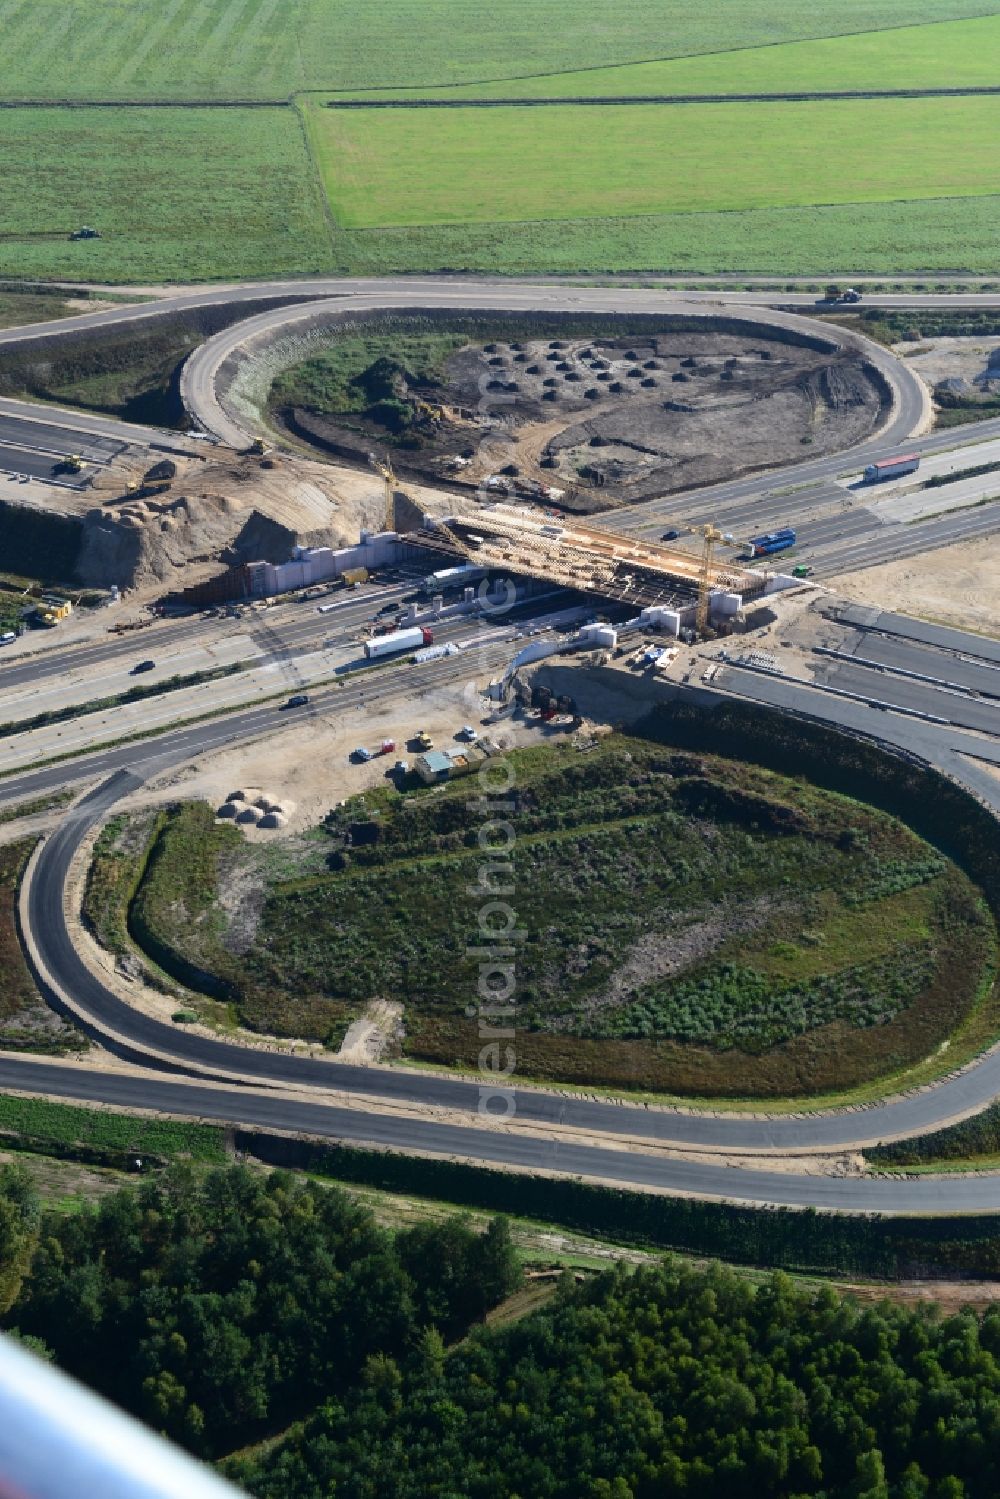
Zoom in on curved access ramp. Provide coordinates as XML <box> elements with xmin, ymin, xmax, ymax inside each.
<box><xmin>15</xmin><ymin>699</ymin><xmax>1000</xmax><ymax>1180</ymax></box>
<box><xmin>177</xmin><ymin>281</ymin><xmax>927</xmax><ymax>451</ymax></box>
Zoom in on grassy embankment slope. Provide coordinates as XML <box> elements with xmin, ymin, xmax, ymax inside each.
<box><xmin>113</xmin><ymin>736</ymin><xmax>996</xmax><ymax>1101</ymax></box>
<box><xmin>1</xmin><ymin>4</ymin><xmax>1000</xmax><ymax>279</ymax></box>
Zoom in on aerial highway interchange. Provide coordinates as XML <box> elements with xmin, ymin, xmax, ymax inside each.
<box><xmin>2</xmin><ymin>277</ymin><xmax>1000</xmax><ymax>1214</ymax></box>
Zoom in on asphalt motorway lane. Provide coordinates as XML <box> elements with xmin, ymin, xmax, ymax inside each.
<box><xmin>16</xmin><ymin>666</ymin><xmax>1000</xmax><ymax>1174</ymax></box>
<box><xmin>12</xmin><ymin>1052</ymin><xmax>1000</xmax><ymax>1213</ymax></box>
<box><xmin>6</xmin><ymin>277</ymin><xmax>1000</xmax><ymax>1211</ymax></box>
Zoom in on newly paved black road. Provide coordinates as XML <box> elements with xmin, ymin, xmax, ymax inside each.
<box><xmin>4</xmin><ymin>279</ymin><xmax>1000</xmax><ymax>1207</ymax></box>
<box><xmin>11</xmin><ymin>624</ymin><xmax>1000</xmax><ymax>1189</ymax></box>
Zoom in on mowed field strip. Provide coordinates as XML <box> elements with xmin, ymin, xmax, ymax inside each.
<box><xmin>0</xmin><ymin>107</ymin><xmax>330</xmax><ymax>281</ymax></box>
<box><xmin>0</xmin><ymin>0</ymin><xmax>991</xmax><ymax>100</ymax></box>
<box><xmin>309</xmin><ymin>96</ymin><xmax>1000</xmax><ymax>227</ymax></box>
<box><xmin>4</xmin><ymin>3</ymin><xmax>1000</xmax><ymax>280</ymax></box>
<box><xmin>326</xmin><ymin>14</ymin><xmax>1000</xmax><ymax>101</ymax></box>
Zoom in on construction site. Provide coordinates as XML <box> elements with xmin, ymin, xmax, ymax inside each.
<box><xmin>274</xmin><ymin>319</ymin><xmax>887</xmax><ymax>514</ymax></box>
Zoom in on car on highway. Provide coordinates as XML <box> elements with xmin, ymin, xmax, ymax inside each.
<box><xmin>661</xmin><ymin>529</ymin><xmax>680</xmax><ymax>542</ymax></box>
<box><xmin>130</xmin><ymin>659</ymin><xmax>155</xmax><ymax>674</ymax></box>
<box><xmin>284</xmin><ymin>693</ymin><xmax>310</xmax><ymax>708</ymax></box>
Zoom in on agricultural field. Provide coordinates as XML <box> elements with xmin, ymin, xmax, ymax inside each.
<box><xmin>310</xmin><ymin>96</ymin><xmax>1000</xmax><ymax>227</ymax></box>
<box><xmin>0</xmin><ymin>107</ymin><xmax>329</xmax><ymax>282</ymax></box>
<box><xmin>0</xmin><ymin>0</ymin><xmax>987</xmax><ymax>102</ymax></box>
<box><xmin>116</xmin><ymin>738</ymin><xmax>997</xmax><ymax>1100</ymax></box>
<box><xmin>319</xmin><ymin>196</ymin><xmax>1000</xmax><ymax>279</ymax></box>
<box><xmin>3</xmin><ymin>6</ymin><xmax>1000</xmax><ymax>280</ymax></box>
<box><xmin>330</xmin><ymin>13</ymin><xmax>1000</xmax><ymax>100</ymax></box>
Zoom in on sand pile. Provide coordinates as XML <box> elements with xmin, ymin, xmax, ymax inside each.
<box><xmin>74</xmin><ymin>449</ymin><xmax>390</xmax><ymax>590</ymax></box>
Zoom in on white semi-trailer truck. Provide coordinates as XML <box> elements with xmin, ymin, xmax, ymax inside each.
<box><xmin>363</xmin><ymin>625</ymin><xmax>434</xmax><ymax>660</ymax></box>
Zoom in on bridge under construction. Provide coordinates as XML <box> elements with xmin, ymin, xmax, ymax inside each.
<box><xmin>407</xmin><ymin>503</ymin><xmax>770</xmax><ymax>621</ymax></box>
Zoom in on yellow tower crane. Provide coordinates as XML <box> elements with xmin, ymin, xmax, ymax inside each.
<box><xmin>687</xmin><ymin>523</ymin><xmax>755</xmax><ymax>636</ymax></box>
<box><xmin>368</xmin><ymin>452</ymin><xmax>397</xmax><ymax>532</ymax></box>
<box><xmin>689</xmin><ymin>523</ymin><xmax>723</xmax><ymax>636</ymax></box>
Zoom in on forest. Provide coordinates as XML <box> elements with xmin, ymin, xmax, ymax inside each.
<box><xmin>0</xmin><ymin>1163</ymin><xmax>519</xmax><ymax>1460</ymax></box>
<box><xmin>232</xmin><ymin>1257</ymin><xmax>1000</xmax><ymax>1498</ymax></box>
<box><xmin>4</xmin><ymin>1162</ymin><xmax>1000</xmax><ymax>1496</ymax></box>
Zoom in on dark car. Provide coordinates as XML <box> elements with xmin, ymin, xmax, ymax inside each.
<box><xmin>661</xmin><ymin>529</ymin><xmax>680</xmax><ymax>542</ymax></box>
<box><xmin>285</xmin><ymin>693</ymin><xmax>310</xmax><ymax>708</ymax></box>
<box><xmin>130</xmin><ymin>659</ymin><xmax>155</xmax><ymax>674</ymax></box>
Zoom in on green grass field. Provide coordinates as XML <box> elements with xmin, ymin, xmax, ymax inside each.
<box><xmin>328</xmin><ymin>13</ymin><xmax>1000</xmax><ymax>101</ymax></box>
<box><xmin>0</xmin><ymin>1093</ymin><xmax>225</xmax><ymax>1163</ymax></box>
<box><xmin>0</xmin><ymin>107</ymin><xmax>330</xmax><ymax>282</ymax></box>
<box><xmin>0</xmin><ymin>1</ymin><xmax>990</xmax><ymax>101</ymax></box>
<box><xmin>311</xmin><ymin>95</ymin><xmax>1000</xmax><ymax>227</ymax></box>
<box><xmin>4</xmin><ymin>5</ymin><xmax>1000</xmax><ymax>284</ymax></box>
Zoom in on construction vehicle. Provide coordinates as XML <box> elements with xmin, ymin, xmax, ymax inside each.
<box><xmin>247</xmin><ymin>438</ymin><xmax>271</xmax><ymax>457</ymax></box>
<box><xmin>690</xmin><ymin>524</ymin><xmax>727</xmax><ymax>637</ymax></box>
<box><xmin>414</xmin><ymin>398</ymin><xmax>445</xmax><ymax>424</ymax></box>
<box><xmin>57</xmin><ymin>454</ymin><xmax>84</xmax><ymax>475</ymax></box>
<box><xmin>791</xmin><ymin>564</ymin><xmax>813</xmax><ymax>579</ymax></box>
<box><xmin>414</xmin><ymin>729</ymin><xmax>433</xmax><ymax>751</ymax></box>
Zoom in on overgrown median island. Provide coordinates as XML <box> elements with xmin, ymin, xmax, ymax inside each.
<box><xmin>92</xmin><ymin>732</ymin><xmax>997</xmax><ymax>1099</ymax></box>
<box><xmin>0</xmin><ymin>839</ymin><xmax>81</xmax><ymax>1055</ymax></box>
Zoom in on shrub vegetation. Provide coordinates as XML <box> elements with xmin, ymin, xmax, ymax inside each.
<box><xmin>120</xmin><ymin>734</ymin><xmax>995</xmax><ymax>1099</ymax></box>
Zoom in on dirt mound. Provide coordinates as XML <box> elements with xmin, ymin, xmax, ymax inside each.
<box><xmin>279</xmin><ymin>326</ymin><xmax>885</xmax><ymax>514</ymax></box>
<box><xmin>73</xmin><ymin>450</ymin><xmax>387</xmax><ymax>590</ymax></box>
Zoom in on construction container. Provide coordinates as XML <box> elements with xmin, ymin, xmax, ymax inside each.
<box><xmin>363</xmin><ymin>626</ymin><xmax>433</xmax><ymax>660</ymax></box>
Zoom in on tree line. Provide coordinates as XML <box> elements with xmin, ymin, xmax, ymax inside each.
<box><xmin>1</xmin><ymin>1163</ymin><xmax>519</xmax><ymax>1459</ymax></box>
<box><xmin>5</xmin><ymin>1161</ymin><xmax>1000</xmax><ymax>1495</ymax></box>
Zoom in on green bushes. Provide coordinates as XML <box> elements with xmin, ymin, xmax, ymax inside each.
<box><xmin>0</xmin><ymin>1095</ymin><xmax>224</xmax><ymax>1167</ymax></box>
<box><xmin>242</xmin><ymin>1132</ymin><xmax>1000</xmax><ymax>1281</ymax></box>
<box><xmin>122</xmin><ymin>734</ymin><xmax>994</xmax><ymax>1097</ymax></box>
<box><xmin>582</xmin><ymin>946</ymin><xmax>937</xmax><ymax>1048</ymax></box>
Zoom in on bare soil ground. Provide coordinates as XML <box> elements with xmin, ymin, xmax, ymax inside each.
<box><xmin>830</xmin><ymin>533</ymin><xmax>1000</xmax><ymax>639</ymax></box>
<box><xmin>74</xmin><ymin>448</ymin><xmax>388</xmax><ymax>590</ymax></box>
<box><xmin>139</xmin><ymin>676</ymin><xmax>548</xmax><ymax>840</ymax></box>
<box><xmin>9</xmin><ymin>443</ymin><xmax>457</xmax><ymax>594</ymax></box>
<box><xmin>894</xmin><ymin>335</ymin><xmax>1000</xmax><ymax>394</ymax></box>
<box><xmin>284</xmin><ymin>330</ymin><xmax>884</xmax><ymax>514</ymax></box>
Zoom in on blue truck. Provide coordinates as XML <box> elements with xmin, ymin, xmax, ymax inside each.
<box><xmin>746</xmin><ymin>528</ymin><xmax>796</xmax><ymax>558</ymax></box>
